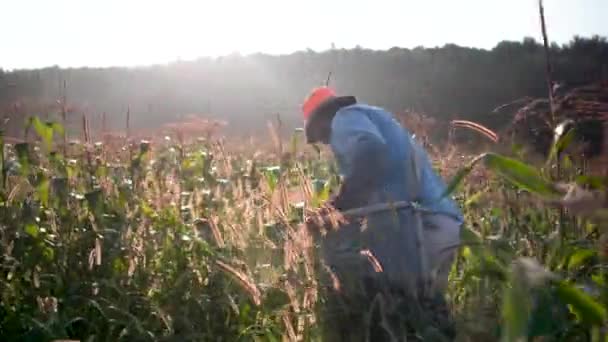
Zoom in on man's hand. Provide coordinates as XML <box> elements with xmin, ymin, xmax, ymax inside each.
<box><xmin>304</xmin><ymin>201</ymin><xmax>345</xmax><ymax>231</ymax></box>
<box><xmin>305</xmin><ymin>202</ymin><xmax>334</xmax><ymax>222</ymax></box>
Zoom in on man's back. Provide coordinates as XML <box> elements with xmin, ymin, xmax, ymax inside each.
<box><xmin>330</xmin><ymin>103</ymin><xmax>463</xmax><ymax>223</ymax></box>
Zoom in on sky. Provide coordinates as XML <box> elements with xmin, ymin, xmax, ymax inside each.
<box><xmin>1</xmin><ymin>0</ymin><xmax>607</xmax><ymax>70</ymax></box>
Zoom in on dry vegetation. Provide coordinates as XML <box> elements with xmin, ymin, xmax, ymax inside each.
<box><xmin>1</xmin><ymin>99</ymin><xmax>607</xmax><ymax>341</ymax></box>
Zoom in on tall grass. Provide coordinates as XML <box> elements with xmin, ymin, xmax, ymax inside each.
<box><xmin>0</xmin><ymin>115</ymin><xmax>606</xmax><ymax>341</ymax></box>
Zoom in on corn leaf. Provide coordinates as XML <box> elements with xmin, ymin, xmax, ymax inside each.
<box><xmin>556</xmin><ymin>281</ymin><xmax>607</xmax><ymax>326</ymax></box>
<box><xmin>483</xmin><ymin>153</ymin><xmax>561</xmax><ymax>197</ymax></box>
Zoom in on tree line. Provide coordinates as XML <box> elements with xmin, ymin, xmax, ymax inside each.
<box><xmin>0</xmin><ymin>35</ymin><xmax>607</xmax><ymax>139</ymax></box>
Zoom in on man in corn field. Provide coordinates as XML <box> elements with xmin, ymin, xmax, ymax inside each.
<box><xmin>301</xmin><ymin>86</ymin><xmax>464</xmax><ymax>340</ymax></box>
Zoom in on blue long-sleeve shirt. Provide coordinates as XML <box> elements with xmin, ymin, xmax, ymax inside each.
<box><xmin>329</xmin><ymin>103</ymin><xmax>464</xmax><ymax>224</ymax></box>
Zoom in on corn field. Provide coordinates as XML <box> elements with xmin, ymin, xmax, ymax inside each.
<box><xmin>0</xmin><ymin>115</ymin><xmax>607</xmax><ymax>342</ymax></box>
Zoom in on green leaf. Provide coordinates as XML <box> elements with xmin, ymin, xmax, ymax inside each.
<box><xmin>567</xmin><ymin>249</ymin><xmax>596</xmax><ymax>271</ymax></box>
<box><xmin>591</xmin><ymin>274</ymin><xmax>605</xmax><ymax>287</ymax></box>
<box><xmin>464</xmin><ymin>190</ymin><xmax>483</xmax><ymax>207</ymax></box>
<box><xmin>501</xmin><ymin>268</ymin><xmax>532</xmax><ymax>342</ymax></box>
<box><xmin>25</xmin><ymin>223</ymin><xmax>39</xmax><ymax>238</ymax></box>
<box><xmin>36</xmin><ymin>178</ymin><xmax>50</xmax><ymax>207</ymax></box>
<box><xmin>15</xmin><ymin>142</ymin><xmax>30</xmax><ymax>174</ymax></box>
<box><xmin>319</xmin><ymin>179</ymin><xmax>332</xmax><ymax>202</ymax></box>
<box><xmin>556</xmin><ymin>281</ymin><xmax>607</xmax><ymax>326</ymax></box>
<box><xmin>263</xmin><ymin>166</ymin><xmax>280</xmax><ymax>192</ymax></box>
<box><xmin>31</xmin><ymin>117</ymin><xmax>54</xmax><ymax>150</ymax></box>
<box><xmin>438</xmin><ymin>153</ymin><xmax>486</xmax><ymax>201</ymax></box>
<box><xmin>460</xmin><ymin>225</ymin><xmax>483</xmax><ymax>256</ymax></box>
<box><xmin>43</xmin><ymin>246</ymin><xmax>55</xmax><ymax>261</ymax></box>
<box><xmin>575</xmin><ymin>175</ymin><xmax>606</xmax><ymax>189</ymax></box>
<box><xmin>546</xmin><ymin>120</ymin><xmax>576</xmax><ymax>165</ymax></box>
<box><xmin>51</xmin><ymin>122</ymin><xmax>65</xmax><ymax>137</ymax></box>
<box><xmin>501</xmin><ymin>258</ymin><xmax>553</xmax><ymax>341</ymax></box>
<box><xmin>483</xmin><ymin>153</ymin><xmax>561</xmax><ymax>197</ymax></box>
<box><xmin>478</xmin><ymin>252</ymin><xmax>508</xmax><ymax>282</ymax></box>
<box><xmin>113</xmin><ymin>258</ymin><xmax>127</xmax><ymax>274</ymax></box>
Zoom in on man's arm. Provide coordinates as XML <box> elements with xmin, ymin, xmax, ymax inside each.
<box><xmin>328</xmin><ymin>108</ymin><xmax>390</xmax><ymax>211</ymax></box>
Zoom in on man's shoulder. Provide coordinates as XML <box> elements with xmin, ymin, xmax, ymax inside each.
<box><xmin>331</xmin><ymin>105</ymin><xmax>373</xmax><ymax>133</ymax></box>
<box><xmin>335</xmin><ymin>103</ymin><xmax>397</xmax><ymax>123</ymax></box>
<box><xmin>332</xmin><ymin>103</ymin><xmax>390</xmax><ymax>126</ymax></box>
<box><xmin>337</xmin><ymin>103</ymin><xmax>389</xmax><ymax>114</ymax></box>
<box><xmin>340</xmin><ymin>104</ymin><xmax>408</xmax><ymax>131</ymax></box>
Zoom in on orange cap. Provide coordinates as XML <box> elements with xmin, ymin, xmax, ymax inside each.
<box><xmin>301</xmin><ymin>86</ymin><xmax>336</xmax><ymax>120</ymax></box>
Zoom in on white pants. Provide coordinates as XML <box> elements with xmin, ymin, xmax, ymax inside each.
<box><xmin>422</xmin><ymin>213</ymin><xmax>462</xmax><ymax>295</ymax></box>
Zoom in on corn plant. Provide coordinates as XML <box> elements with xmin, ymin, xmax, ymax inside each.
<box><xmin>0</xmin><ymin>117</ymin><xmax>606</xmax><ymax>341</ymax></box>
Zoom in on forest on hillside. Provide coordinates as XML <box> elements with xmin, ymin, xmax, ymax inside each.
<box><xmin>1</xmin><ymin>35</ymin><xmax>607</xmax><ymax>137</ymax></box>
